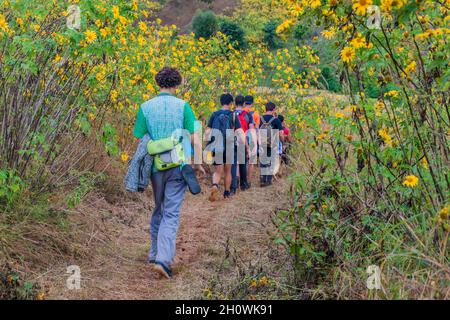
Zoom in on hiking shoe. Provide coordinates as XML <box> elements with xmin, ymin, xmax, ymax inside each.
<box><xmin>209</xmin><ymin>184</ymin><xmax>219</xmax><ymax>202</ymax></box>
<box><xmin>240</xmin><ymin>182</ymin><xmax>251</xmax><ymax>191</ymax></box>
<box><xmin>224</xmin><ymin>190</ymin><xmax>231</xmax><ymax>199</ymax></box>
<box><xmin>230</xmin><ymin>188</ymin><xmax>237</xmax><ymax>196</ymax></box>
<box><xmin>153</xmin><ymin>262</ymin><xmax>173</xmax><ymax>279</ymax></box>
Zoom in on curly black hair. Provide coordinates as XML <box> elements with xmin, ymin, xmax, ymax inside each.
<box><xmin>155</xmin><ymin>67</ymin><xmax>182</xmax><ymax>89</ymax></box>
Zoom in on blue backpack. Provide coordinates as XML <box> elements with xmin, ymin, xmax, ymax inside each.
<box><xmin>210</xmin><ymin>111</ymin><xmax>236</xmax><ymax>153</ymax></box>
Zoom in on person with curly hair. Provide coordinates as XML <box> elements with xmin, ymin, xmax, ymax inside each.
<box><xmin>133</xmin><ymin>66</ymin><xmax>205</xmax><ymax>279</ymax></box>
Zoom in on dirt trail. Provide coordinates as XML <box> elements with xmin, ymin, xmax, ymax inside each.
<box><xmin>43</xmin><ymin>174</ymin><xmax>289</xmax><ymax>300</ymax></box>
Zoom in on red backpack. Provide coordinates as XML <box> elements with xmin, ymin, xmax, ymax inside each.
<box><xmin>236</xmin><ymin>110</ymin><xmax>250</xmax><ymax>133</ymax></box>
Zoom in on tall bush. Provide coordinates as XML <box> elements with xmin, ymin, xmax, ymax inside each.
<box><xmin>191</xmin><ymin>10</ymin><xmax>218</xmax><ymax>39</ymax></box>
<box><xmin>219</xmin><ymin>19</ymin><xmax>246</xmax><ymax>50</ymax></box>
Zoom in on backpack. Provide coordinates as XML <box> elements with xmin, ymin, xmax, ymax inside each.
<box><xmin>259</xmin><ymin>116</ymin><xmax>276</xmax><ymax>149</ymax></box>
<box><xmin>236</xmin><ymin>110</ymin><xmax>250</xmax><ymax>133</ymax></box>
<box><xmin>248</xmin><ymin>111</ymin><xmax>261</xmax><ymax>128</ymax></box>
<box><xmin>210</xmin><ymin>111</ymin><xmax>236</xmax><ymax>153</ymax></box>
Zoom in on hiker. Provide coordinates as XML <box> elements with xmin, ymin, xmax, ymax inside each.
<box><xmin>206</xmin><ymin>93</ymin><xmax>244</xmax><ymax>200</ymax></box>
<box><xmin>278</xmin><ymin>115</ymin><xmax>292</xmax><ymax>166</ymax></box>
<box><xmin>243</xmin><ymin>95</ymin><xmax>260</xmax><ymax>182</ymax></box>
<box><xmin>258</xmin><ymin>102</ymin><xmax>283</xmax><ymax>187</ymax></box>
<box><xmin>132</xmin><ymin>66</ymin><xmax>204</xmax><ymax>279</ymax></box>
<box><xmin>231</xmin><ymin>95</ymin><xmax>254</xmax><ymax>194</ymax></box>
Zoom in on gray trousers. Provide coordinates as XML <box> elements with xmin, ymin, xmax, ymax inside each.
<box><xmin>149</xmin><ymin>167</ymin><xmax>187</xmax><ymax>268</ymax></box>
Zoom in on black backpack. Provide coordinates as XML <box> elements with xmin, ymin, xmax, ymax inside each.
<box><xmin>259</xmin><ymin>116</ymin><xmax>276</xmax><ymax>149</ymax></box>
<box><xmin>210</xmin><ymin>111</ymin><xmax>236</xmax><ymax>152</ymax></box>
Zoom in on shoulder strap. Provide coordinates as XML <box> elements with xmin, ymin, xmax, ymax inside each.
<box><xmin>260</xmin><ymin>115</ymin><xmax>276</xmax><ymax>127</ymax></box>
<box><xmin>268</xmin><ymin>117</ymin><xmax>276</xmax><ymax>125</ymax></box>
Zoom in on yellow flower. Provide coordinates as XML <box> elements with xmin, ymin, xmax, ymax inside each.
<box><xmin>341</xmin><ymin>46</ymin><xmax>356</xmax><ymax>63</ymax></box>
<box><xmin>353</xmin><ymin>0</ymin><xmax>372</xmax><ymax>16</ymax></box>
<box><xmin>85</xmin><ymin>30</ymin><xmax>97</xmax><ymax>44</ymax></box>
<box><xmin>422</xmin><ymin>157</ymin><xmax>428</xmax><ymax>169</ymax></box>
<box><xmin>439</xmin><ymin>206</ymin><xmax>449</xmax><ymax>220</ymax></box>
<box><xmin>350</xmin><ymin>36</ymin><xmax>365</xmax><ymax>49</ymax></box>
<box><xmin>53</xmin><ymin>54</ymin><xmax>62</xmax><ymax>64</ymax></box>
<box><xmin>119</xmin><ymin>16</ymin><xmax>128</xmax><ymax>26</ymax></box>
<box><xmin>112</xmin><ymin>5</ymin><xmax>120</xmax><ymax>19</ymax></box>
<box><xmin>16</xmin><ymin>17</ymin><xmax>23</xmax><ymax>27</ymax></box>
<box><xmin>317</xmin><ymin>133</ymin><xmax>327</xmax><ymax>141</ymax></box>
<box><xmin>404</xmin><ymin>61</ymin><xmax>416</xmax><ymax>75</ymax></box>
<box><xmin>36</xmin><ymin>292</ymin><xmax>45</xmax><ymax>300</ymax></box>
<box><xmin>121</xmin><ymin>152</ymin><xmax>129</xmax><ymax>163</ymax></box>
<box><xmin>321</xmin><ymin>28</ymin><xmax>336</xmax><ymax>39</ymax></box>
<box><xmin>402</xmin><ymin>175</ymin><xmax>419</xmax><ymax>188</ymax></box>
<box><xmin>110</xmin><ymin>89</ymin><xmax>118</xmax><ymax>102</ymax></box>
<box><xmin>276</xmin><ymin>19</ymin><xmax>294</xmax><ymax>34</ymax></box>
<box><xmin>139</xmin><ymin>21</ymin><xmax>147</xmax><ymax>32</ymax></box>
<box><xmin>250</xmin><ymin>279</ymin><xmax>258</xmax><ymax>287</ymax></box>
<box><xmin>259</xmin><ymin>276</ymin><xmax>269</xmax><ymax>286</ymax></box>
<box><xmin>309</xmin><ymin>0</ymin><xmax>322</xmax><ymax>8</ymax></box>
<box><xmin>378</xmin><ymin>128</ymin><xmax>393</xmax><ymax>146</ymax></box>
<box><xmin>0</xmin><ymin>14</ymin><xmax>8</xmax><ymax>32</ymax></box>
<box><xmin>381</xmin><ymin>0</ymin><xmax>405</xmax><ymax>12</ymax></box>
<box><xmin>335</xmin><ymin>112</ymin><xmax>345</xmax><ymax>118</ymax></box>
<box><xmin>384</xmin><ymin>90</ymin><xmax>399</xmax><ymax>98</ymax></box>
<box><xmin>100</xmin><ymin>27</ymin><xmax>109</xmax><ymax>38</ymax></box>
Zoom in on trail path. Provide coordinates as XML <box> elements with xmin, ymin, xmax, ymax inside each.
<box><xmin>46</xmin><ymin>174</ymin><xmax>289</xmax><ymax>300</ymax></box>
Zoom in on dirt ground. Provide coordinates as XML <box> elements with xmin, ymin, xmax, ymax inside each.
<box><xmin>32</xmin><ymin>171</ymin><xmax>290</xmax><ymax>300</ymax></box>
<box><xmin>158</xmin><ymin>0</ymin><xmax>238</xmax><ymax>33</ymax></box>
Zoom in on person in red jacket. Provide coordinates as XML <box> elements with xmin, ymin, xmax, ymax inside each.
<box><xmin>231</xmin><ymin>95</ymin><xmax>255</xmax><ymax>194</ymax></box>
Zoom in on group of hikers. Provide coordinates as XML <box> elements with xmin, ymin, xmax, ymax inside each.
<box><xmin>125</xmin><ymin>67</ymin><xmax>291</xmax><ymax>279</ymax></box>
<box><xmin>206</xmin><ymin>93</ymin><xmax>292</xmax><ymax>201</ymax></box>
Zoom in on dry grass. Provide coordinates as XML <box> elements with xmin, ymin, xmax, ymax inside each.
<box><xmin>1</xmin><ymin>163</ymin><xmax>293</xmax><ymax>300</ymax></box>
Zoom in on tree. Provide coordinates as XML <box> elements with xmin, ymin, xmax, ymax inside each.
<box><xmin>191</xmin><ymin>10</ymin><xmax>218</xmax><ymax>39</ymax></box>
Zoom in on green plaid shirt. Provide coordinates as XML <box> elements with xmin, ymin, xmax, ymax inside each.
<box><xmin>133</xmin><ymin>93</ymin><xmax>198</xmax><ymax>140</ymax></box>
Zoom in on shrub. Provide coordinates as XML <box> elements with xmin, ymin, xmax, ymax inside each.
<box><xmin>263</xmin><ymin>20</ymin><xmax>282</xmax><ymax>50</ymax></box>
<box><xmin>219</xmin><ymin>19</ymin><xmax>246</xmax><ymax>50</ymax></box>
<box><xmin>191</xmin><ymin>10</ymin><xmax>218</xmax><ymax>39</ymax></box>
<box><xmin>319</xmin><ymin>67</ymin><xmax>341</xmax><ymax>93</ymax></box>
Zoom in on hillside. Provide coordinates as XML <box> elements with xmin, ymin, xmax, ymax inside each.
<box><xmin>158</xmin><ymin>0</ymin><xmax>238</xmax><ymax>33</ymax></box>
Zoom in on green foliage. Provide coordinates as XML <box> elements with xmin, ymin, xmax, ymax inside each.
<box><xmin>0</xmin><ymin>170</ymin><xmax>24</xmax><ymax>209</ymax></box>
<box><xmin>263</xmin><ymin>20</ymin><xmax>282</xmax><ymax>50</ymax></box>
<box><xmin>294</xmin><ymin>24</ymin><xmax>311</xmax><ymax>41</ymax></box>
<box><xmin>319</xmin><ymin>67</ymin><xmax>341</xmax><ymax>92</ymax></box>
<box><xmin>66</xmin><ymin>172</ymin><xmax>104</xmax><ymax>209</ymax></box>
<box><xmin>191</xmin><ymin>10</ymin><xmax>218</xmax><ymax>39</ymax></box>
<box><xmin>219</xmin><ymin>19</ymin><xmax>246</xmax><ymax>50</ymax></box>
